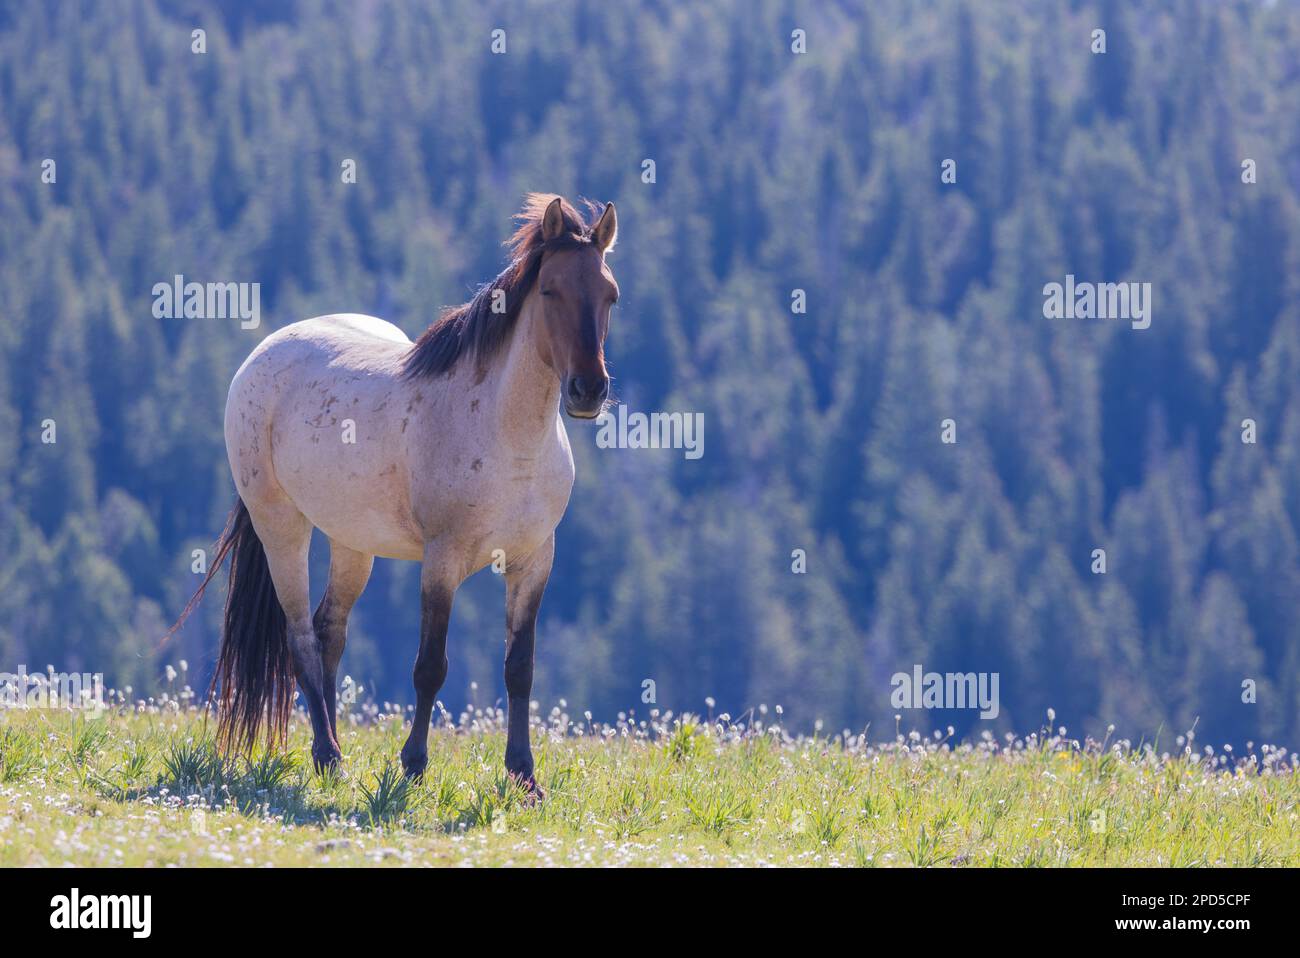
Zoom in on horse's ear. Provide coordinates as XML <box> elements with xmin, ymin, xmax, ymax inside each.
<box><xmin>541</xmin><ymin>197</ymin><xmax>566</xmax><ymax>242</ymax></box>
<box><xmin>593</xmin><ymin>201</ymin><xmax>618</xmax><ymax>254</ymax></box>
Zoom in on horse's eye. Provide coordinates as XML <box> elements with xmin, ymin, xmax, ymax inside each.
<box><xmin>541</xmin><ymin>288</ymin><xmax>554</xmax><ymax>297</ymax></box>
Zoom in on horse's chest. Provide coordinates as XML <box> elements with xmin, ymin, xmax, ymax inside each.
<box><xmin>433</xmin><ymin>434</ymin><xmax>574</xmax><ymax>560</ymax></box>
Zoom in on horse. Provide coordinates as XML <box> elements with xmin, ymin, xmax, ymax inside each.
<box><xmin>176</xmin><ymin>193</ymin><xmax>619</xmax><ymax>792</ymax></box>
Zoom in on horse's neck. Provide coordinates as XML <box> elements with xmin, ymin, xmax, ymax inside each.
<box><xmin>482</xmin><ymin>295</ymin><xmax>561</xmax><ymax>451</ymax></box>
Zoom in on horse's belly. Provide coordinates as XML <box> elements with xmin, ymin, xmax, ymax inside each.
<box><xmin>289</xmin><ymin>479</ymin><xmax>424</xmax><ymax>561</ymax></box>
<box><xmin>269</xmin><ymin>419</ymin><xmax>424</xmax><ymax>561</ymax></box>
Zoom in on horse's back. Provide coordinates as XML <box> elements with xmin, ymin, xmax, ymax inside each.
<box><xmin>234</xmin><ymin>314</ymin><xmax>410</xmax><ymax>375</ymax></box>
<box><xmin>309</xmin><ymin>313</ymin><xmax>414</xmax><ymax>346</ymax></box>
<box><xmin>227</xmin><ymin>314</ymin><xmax>413</xmax><ymax>438</ymax></box>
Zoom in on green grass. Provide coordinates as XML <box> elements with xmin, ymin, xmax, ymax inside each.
<box><xmin>0</xmin><ymin>702</ymin><xmax>1296</xmax><ymax>867</ymax></box>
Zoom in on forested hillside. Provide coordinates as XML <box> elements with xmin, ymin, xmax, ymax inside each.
<box><xmin>2</xmin><ymin>0</ymin><xmax>1299</xmax><ymax>748</ymax></box>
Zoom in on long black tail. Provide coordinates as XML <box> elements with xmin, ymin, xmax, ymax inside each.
<box><xmin>167</xmin><ymin>499</ymin><xmax>293</xmax><ymax>754</ymax></box>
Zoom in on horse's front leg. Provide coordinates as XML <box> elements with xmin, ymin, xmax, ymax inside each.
<box><xmin>503</xmin><ymin>535</ymin><xmax>554</xmax><ymax>799</ymax></box>
<box><xmin>400</xmin><ymin>543</ymin><xmax>457</xmax><ymax>779</ymax></box>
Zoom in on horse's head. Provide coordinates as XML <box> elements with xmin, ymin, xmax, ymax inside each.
<box><xmin>532</xmin><ymin>196</ymin><xmax>619</xmax><ymax>419</ymax></box>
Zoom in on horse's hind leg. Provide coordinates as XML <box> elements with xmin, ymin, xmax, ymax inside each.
<box><xmin>248</xmin><ymin>497</ymin><xmax>340</xmax><ymax>771</ymax></box>
<box><xmin>313</xmin><ymin>541</ymin><xmax>373</xmax><ymax>744</ymax></box>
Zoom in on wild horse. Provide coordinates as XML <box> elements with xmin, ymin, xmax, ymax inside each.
<box><xmin>176</xmin><ymin>194</ymin><xmax>618</xmax><ymax>794</ymax></box>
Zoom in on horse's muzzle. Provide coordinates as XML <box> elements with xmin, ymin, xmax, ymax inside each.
<box><xmin>564</xmin><ymin>374</ymin><xmax>609</xmax><ymax>419</ymax></box>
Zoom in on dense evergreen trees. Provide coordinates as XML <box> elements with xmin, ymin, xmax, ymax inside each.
<box><xmin>1</xmin><ymin>0</ymin><xmax>1297</xmax><ymax>747</ymax></box>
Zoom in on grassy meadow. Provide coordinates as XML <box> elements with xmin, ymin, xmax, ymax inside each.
<box><xmin>1</xmin><ymin>692</ymin><xmax>1297</xmax><ymax>867</ymax></box>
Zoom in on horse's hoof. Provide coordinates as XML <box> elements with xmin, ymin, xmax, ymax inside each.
<box><xmin>510</xmin><ymin>772</ymin><xmax>545</xmax><ymax>805</ymax></box>
<box><xmin>400</xmin><ymin>749</ymin><xmax>427</xmax><ymax>780</ymax></box>
<box><xmin>312</xmin><ymin>746</ymin><xmax>342</xmax><ymax>775</ymax></box>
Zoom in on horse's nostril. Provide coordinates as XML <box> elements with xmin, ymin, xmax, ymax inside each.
<box><xmin>567</xmin><ymin>376</ymin><xmax>608</xmax><ymax>407</ymax></box>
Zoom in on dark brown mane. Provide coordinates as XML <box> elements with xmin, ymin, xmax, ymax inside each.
<box><xmin>402</xmin><ymin>194</ymin><xmax>603</xmax><ymax>380</ymax></box>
